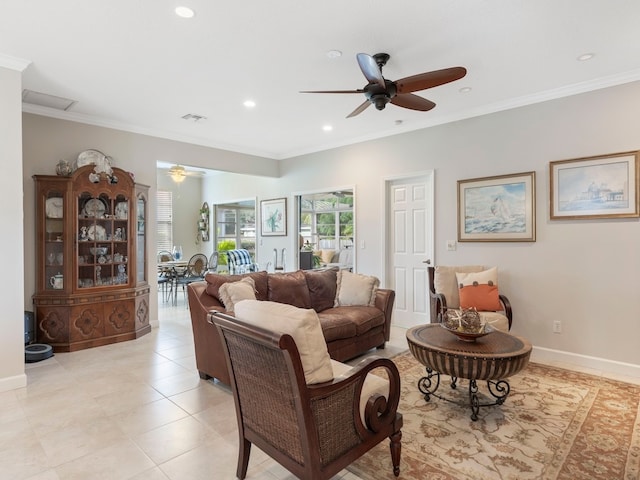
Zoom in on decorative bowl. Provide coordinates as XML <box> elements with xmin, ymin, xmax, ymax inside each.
<box><xmin>440</xmin><ymin>322</ymin><xmax>494</xmax><ymax>342</ymax></box>
<box><xmin>90</xmin><ymin>247</ymin><xmax>108</xmax><ymax>256</ymax></box>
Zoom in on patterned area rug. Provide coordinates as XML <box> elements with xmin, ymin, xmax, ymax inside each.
<box><xmin>348</xmin><ymin>351</ymin><xmax>640</xmax><ymax>480</ymax></box>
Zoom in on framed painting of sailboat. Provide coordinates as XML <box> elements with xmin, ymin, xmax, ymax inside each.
<box><xmin>457</xmin><ymin>171</ymin><xmax>536</xmax><ymax>242</ymax></box>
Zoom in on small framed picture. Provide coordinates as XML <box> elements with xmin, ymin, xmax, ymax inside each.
<box><xmin>550</xmin><ymin>151</ymin><xmax>639</xmax><ymax>220</ymax></box>
<box><xmin>458</xmin><ymin>171</ymin><xmax>536</xmax><ymax>242</ymax></box>
<box><xmin>261</xmin><ymin>198</ymin><xmax>287</xmax><ymax>236</ymax></box>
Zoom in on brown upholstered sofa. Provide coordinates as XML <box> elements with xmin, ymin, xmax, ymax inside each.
<box><xmin>187</xmin><ymin>268</ymin><xmax>395</xmax><ymax>385</ymax></box>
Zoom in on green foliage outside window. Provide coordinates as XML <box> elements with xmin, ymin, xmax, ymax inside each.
<box><xmin>216</xmin><ymin>239</ymin><xmax>236</xmax><ymax>265</ymax></box>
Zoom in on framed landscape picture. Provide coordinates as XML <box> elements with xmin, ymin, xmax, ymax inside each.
<box><xmin>261</xmin><ymin>198</ymin><xmax>287</xmax><ymax>236</ymax></box>
<box><xmin>458</xmin><ymin>171</ymin><xmax>536</xmax><ymax>242</ymax></box>
<box><xmin>550</xmin><ymin>151</ymin><xmax>639</xmax><ymax>220</ymax></box>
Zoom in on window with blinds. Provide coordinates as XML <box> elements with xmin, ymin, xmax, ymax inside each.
<box><xmin>156</xmin><ymin>190</ymin><xmax>173</xmax><ymax>253</ymax></box>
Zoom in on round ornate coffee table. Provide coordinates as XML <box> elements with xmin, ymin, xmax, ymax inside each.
<box><xmin>407</xmin><ymin>323</ymin><xmax>532</xmax><ymax>420</ymax></box>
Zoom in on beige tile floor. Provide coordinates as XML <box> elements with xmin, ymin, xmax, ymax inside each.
<box><xmin>3</xmin><ymin>296</ymin><xmax>409</xmax><ymax>480</ymax></box>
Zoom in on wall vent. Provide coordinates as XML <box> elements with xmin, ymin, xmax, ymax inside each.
<box><xmin>22</xmin><ymin>89</ymin><xmax>77</xmax><ymax>111</ymax></box>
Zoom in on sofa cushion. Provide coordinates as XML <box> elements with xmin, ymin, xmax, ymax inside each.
<box><xmin>267</xmin><ymin>270</ymin><xmax>312</xmax><ymax>309</ymax></box>
<box><xmin>303</xmin><ymin>268</ymin><xmax>338</xmax><ymax>312</ymax></box>
<box><xmin>234</xmin><ymin>300</ymin><xmax>333</xmax><ymax>385</ymax></box>
<box><xmin>205</xmin><ymin>271</ymin><xmax>268</xmax><ymax>303</ymax></box>
<box><xmin>319</xmin><ymin>249</ymin><xmax>336</xmax><ymax>264</ymax></box>
<box><xmin>318</xmin><ymin>306</ymin><xmax>385</xmax><ymax>341</ymax></box>
<box><xmin>456</xmin><ymin>267</ymin><xmax>501</xmax><ymax>311</ymax></box>
<box><xmin>218</xmin><ymin>277</ymin><xmax>257</xmax><ymax>312</ymax></box>
<box><xmin>334</xmin><ymin>270</ymin><xmax>379</xmax><ymax>307</ymax></box>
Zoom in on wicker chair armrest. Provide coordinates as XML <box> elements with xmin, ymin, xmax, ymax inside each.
<box><xmin>308</xmin><ymin>356</ymin><xmax>400</xmax><ymax>434</ymax></box>
<box><xmin>499</xmin><ymin>294</ymin><xmax>513</xmax><ymax>330</ymax></box>
<box><xmin>430</xmin><ymin>291</ymin><xmax>448</xmax><ymax>320</ymax></box>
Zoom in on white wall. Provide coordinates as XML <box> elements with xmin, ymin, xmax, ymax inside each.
<box><xmin>203</xmin><ymin>81</ymin><xmax>640</xmax><ymax>373</ymax></box>
<box><xmin>0</xmin><ymin>60</ymin><xmax>28</xmax><ymax>391</ymax></box>
<box><xmin>157</xmin><ymin>172</ymin><xmax>203</xmax><ymax>261</ymax></box>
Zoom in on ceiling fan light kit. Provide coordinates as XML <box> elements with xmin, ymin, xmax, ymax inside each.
<box><xmin>302</xmin><ymin>52</ymin><xmax>467</xmax><ymax>118</ymax></box>
<box><xmin>169</xmin><ymin>165</ymin><xmax>187</xmax><ymax>183</ymax></box>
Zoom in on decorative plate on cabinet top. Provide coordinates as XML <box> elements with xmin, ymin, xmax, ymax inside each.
<box><xmin>83</xmin><ymin>198</ymin><xmax>107</xmax><ymax>218</ymax></box>
<box><xmin>75</xmin><ymin>149</ymin><xmax>111</xmax><ymax>170</ymax></box>
<box><xmin>45</xmin><ymin>197</ymin><xmax>63</xmax><ymax>218</ymax></box>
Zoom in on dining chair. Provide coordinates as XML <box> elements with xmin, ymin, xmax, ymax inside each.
<box><xmin>208</xmin><ymin>251</ymin><xmax>219</xmax><ymax>273</ymax></box>
<box><xmin>174</xmin><ymin>253</ymin><xmax>208</xmax><ymax>306</ymax></box>
<box><xmin>157</xmin><ymin>250</ymin><xmax>175</xmax><ymax>302</ymax></box>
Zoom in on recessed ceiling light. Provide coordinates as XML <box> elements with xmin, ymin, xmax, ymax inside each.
<box><xmin>577</xmin><ymin>53</ymin><xmax>595</xmax><ymax>61</ymax></box>
<box><xmin>326</xmin><ymin>50</ymin><xmax>342</xmax><ymax>59</ymax></box>
<box><xmin>459</xmin><ymin>87</ymin><xmax>472</xmax><ymax>93</ymax></box>
<box><xmin>243</xmin><ymin>100</ymin><xmax>256</xmax><ymax>108</ymax></box>
<box><xmin>322</xmin><ymin>125</ymin><xmax>333</xmax><ymax>132</ymax></box>
<box><xmin>175</xmin><ymin>6</ymin><xmax>195</xmax><ymax>18</ymax></box>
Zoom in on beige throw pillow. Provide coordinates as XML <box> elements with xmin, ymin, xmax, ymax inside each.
<box><xmin>334</xmin><ymin>270</ymin><xmax>379</xmax><ymax>307</ymax></box>
<box><xmin>218</xmin><ymin>277</ymin><xmax>257</xmax><ymax>312</ymax></box>
<box><xmin>234</xmin><ymin>300</ymin><xmax>334</xmax><ymax>385</ymax></box>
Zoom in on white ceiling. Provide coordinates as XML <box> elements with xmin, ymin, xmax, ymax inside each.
<box><xmin>3</xmin><ymin>0</ymin><xmax>640</xmax><ymax>160</ymax></box>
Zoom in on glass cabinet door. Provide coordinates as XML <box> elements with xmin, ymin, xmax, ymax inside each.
<box><xmin>136</xmin><ymin>194</ymin><xmax>146</xmax><ymax>283</ymax></box>
<box><xmin>77</xmin><ymin>192</ymin><xmax>130</xmax><ymax>288</ymax></box>
<box><xmin>44</xmin><ymin>191</ymin><xmax>65</xmax><ymax>291</ymax></box>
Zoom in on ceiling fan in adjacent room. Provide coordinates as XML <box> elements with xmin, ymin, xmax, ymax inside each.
<box><xmin>301</xmin><ymin>52</ymin><xmax>467</xmax><ymax>118</ymax></box>
<box><xmin>166</xmin><ymin>164</ymin><xmax>204</xmax><ymax>184</ymax></box>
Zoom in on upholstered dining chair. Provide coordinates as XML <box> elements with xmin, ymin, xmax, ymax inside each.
<box><xmin>428</xmin><ymin>265</ymin><xmax>513</xmax><ymax>331</ymax></box>
<box><xmin>226</xmin><ymin>249</ymin><xmax>259</xmax><ymax>274</ymax></box>
<box><xmin>210</xmin><ymin>305</ymin><xmax>403</xmax><ymax>480</ymax></box>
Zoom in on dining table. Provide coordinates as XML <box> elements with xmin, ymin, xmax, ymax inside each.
<box><xmin>158</xmin><ymin>260</ymin><xmax>189</xmax><ymax>305</ymax></box>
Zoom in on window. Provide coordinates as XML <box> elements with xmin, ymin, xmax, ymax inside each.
<box><xmin>299</xmin><ymin>192</ymin><xmax>353</xmax><ymax>250</ymax></box>
<box><xmin>156</xmin><ymin>190</ymin><xmax>173</xmax><ymax>253</ymax></box>
<box><xmin>215</xmin><ymin>202</ymin><xmax>256</xmax><ymax>262</ymax></box>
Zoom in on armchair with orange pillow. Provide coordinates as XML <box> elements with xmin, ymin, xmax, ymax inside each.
<box><xmin>427</xmin><ymin>265</ymin><xmax>512</xmax><ymax>331</ymax></box>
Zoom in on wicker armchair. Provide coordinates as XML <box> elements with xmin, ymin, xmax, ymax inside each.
<box><xmin>428</xmin><ymin>265</ymin><xmax>513</xmax><ymax>331</ymax></box>
<box><xmin>210</xmin><ymin>311</ymin><xmax>403</xmax><ymax>479</ymax></box>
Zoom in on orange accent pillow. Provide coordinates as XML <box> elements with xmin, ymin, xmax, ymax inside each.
<box><xmin>456</xmin><ymin>267</ymin><xmax>501</xmax><ymax>311</ymax></box>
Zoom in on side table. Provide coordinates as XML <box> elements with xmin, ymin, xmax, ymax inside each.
<box><xmin>407</xmin><ymin>324</ymin><xmax>532</xmax><ymax>420</ymax></box>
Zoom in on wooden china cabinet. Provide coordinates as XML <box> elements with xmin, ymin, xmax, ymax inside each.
<box><xmin>33</xmin><ymin>165</ymin><xmax>150</xmax><ymax>352</ymax></box>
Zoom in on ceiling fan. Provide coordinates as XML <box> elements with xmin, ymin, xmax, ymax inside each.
<box><xmin>301</xmin><ymin>53</ymin><xmax>467</xmax><ymax>118</ymax></box>
<box><xmin>166</xmin><ymin>164</ymin><xmax>204</xmax><ymax>183</ymax></box>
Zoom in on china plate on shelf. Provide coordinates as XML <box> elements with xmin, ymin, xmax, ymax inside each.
<box><xmin>83</xmin><ymin>198</ymin><xmax>107</xmax><ymax>218</ymax></box>
<box><xmin>115</xmin><ymin>201</ymin><xmax>128</xmax><ymax>219</ymax></box>
<box><xmin>87</xmin><ymin>225</ymin><xmax>107</xmax><ymax>241</ymax></box>
<box><xmin>45</xmin><ymin>197</ymin><xmax>63</xmax><ymax>218</ymax></box>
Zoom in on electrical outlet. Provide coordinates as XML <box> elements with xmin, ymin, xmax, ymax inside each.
<box><xmin>446</xmin><ymin>240</ymin><xmax>456</xmax><ymax>251</ymax></box>
<box><xmin>553</xmin><ymin>321</ymin><xmax>562</xmax><ymax>333</ymax></box>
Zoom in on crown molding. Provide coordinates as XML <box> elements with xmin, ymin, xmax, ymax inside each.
<box><xmin>0</xmin><ymin>53</ymin><xmax>31</xmax><ymax>72</ymax></box>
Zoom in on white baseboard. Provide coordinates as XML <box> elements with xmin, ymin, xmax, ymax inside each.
<box><xmin>531</xmin><ymin>346</ymin><xmax>640</xmax><ymax>381</ymax></box>
<box><xmin>0</xmin><ymin>373</ymin><xmax>27</xmax><ymax>393</ymax></box>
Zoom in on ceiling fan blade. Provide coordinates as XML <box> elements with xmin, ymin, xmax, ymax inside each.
<box><xmin>346</xmin><ymin>100</ymin><xmax>372</xmax><ymax>118</ymax></box>
<box><xmin>356</xmin><ymin>53</ymin><xmax>385</xmax><ymax>88</ymax></box>
<box><xmin>390</xmin><ymin>93</ymin><xmax>436</xmax><ymax>112</ymax></box>
<box><xmin>396</xmin><ymin>67</ymin><xmax>467</xmax><ymax>94</ymax></box>
<box><xmin>300</xmin><ymin>89</ymin><xmax>364</xmax><ymax>94</ymax></box>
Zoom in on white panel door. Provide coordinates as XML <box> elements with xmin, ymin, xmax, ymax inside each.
<box><xmin>388</xmin><ymin>175</ymin><xmax>434</xmax><ymax>328</ymax></box>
